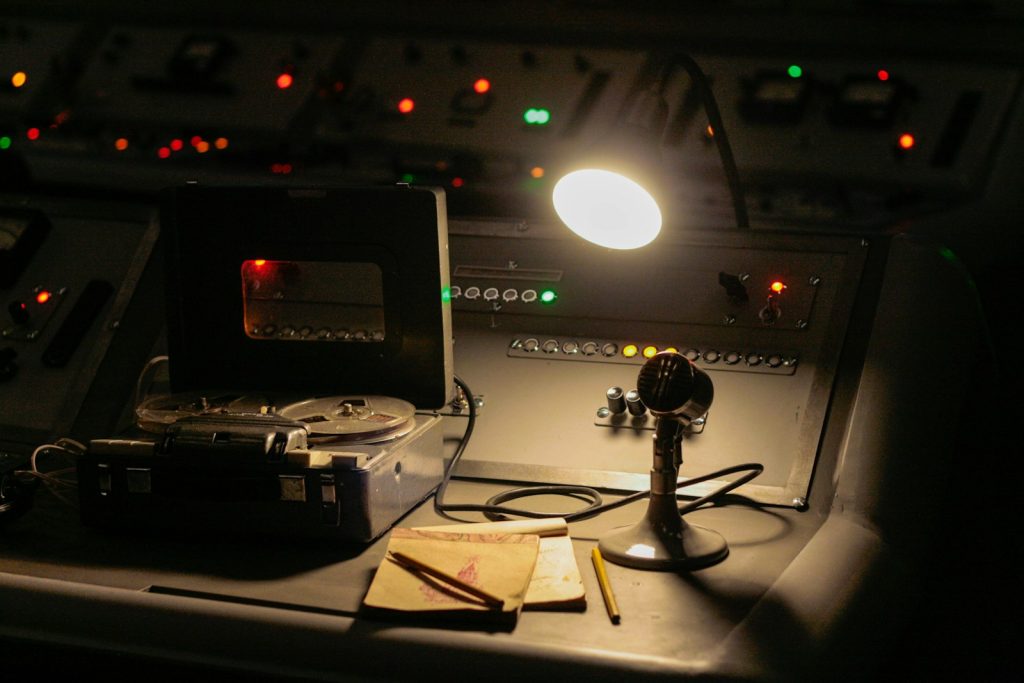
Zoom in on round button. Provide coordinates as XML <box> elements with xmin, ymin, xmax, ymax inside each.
<box><xmin>334</xmin><ymin>328</ymin><xmax>350</xmax><ymax>340</ymax></box>
<box><xmin>371</xmin><ymin>330</ymin><xmax>385</xmax><ymax>341</ymax></box>
<box><xmin>541</xmin><ymin>339</ymin><xmax>559</xmax><ymax>354</ymax></box>
<box><xmin>352</xmin><ymin>330</ymin><xmax>368</xmax><ymax>341</ymax></box>
<box><xmin>683</xmin><ymin>348</ymin><xmax>701</xmax><ymax>361</ymax></box>
<box><xmin>464</xmin><ymin>286</ymin><xmax>481</xmax><ymax>300</ymax></box>
<box><xmin>745</xmin><ymin>352</ymin><xmax>762</xmax><ymax>366</ymax></box>
<box><xmin>502</xmin><ymin>288</ymin><xmax>518</xmax><ymax>302</ymax></box>
<box><xmin>262</xmin><ymin>324</ymin><xmax>277</xmax><ymax>336</ymax></box>
<box><xmin>521</xmin><ymin>289</ymin><xmax>538</xmax><ymax>303</ymax></box>
<box><xmin>280</xmin><ymin>325</ymin><xmax>297</xmax><ymax>337</ymax></box>
<box><xmin>581</xmin><ymin>341</ymin><xmax>599</xmax><ymax>356</ymax></box>
<box><xmin>316</xmin><ymin>328</ymin><xmax>333</xmax><ymax>339</ymax></box>
<box><xmin>561</xmin><ymin>340</ymin><xmax>579</xmax><ymax>354</ymax></box>
<box><xmin>299</xmin><ymin>326</ymin><xmax>313</xmax><ymax>337</ymax></box>
<box><xmin>483</xmin><ymin>287</ymin><xmax>499</xmax><ymax>301</ymax></box>
<box><xmin>724</xmin><ymin>351</ymin><xmax>741</xmax><ymax>365</ymax></box>
<box><xmin>450</xmin><ymin>285</ymin><xmax>462</xmax><ymax>299</ymax></box>
<box><xmin>702</xmin><ymin>349</ymin><xmax>720</xmax><ymax>363</ymax></box>
<box><xmin>521</xmin><ymin>338</ymin><xmax>539</xmax><ymax>352</ymax></box>
<box><xmin>766</xmin><ymin>354</ymin><xmax>784</xmax><ymax>368</ymax></box>
<box><xmin>601</xmin><ymin>343</ymin><xmax>618</xmax><ymax>357</ymax></box>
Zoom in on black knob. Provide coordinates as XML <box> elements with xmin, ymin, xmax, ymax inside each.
<box><xmin>606</xmin><ymin>386</ymin><xmax>626</xmax><ymax>414</ymax></box>
<box><xmin>8</xmin><ymin>301</ymin><xmax>29</xmax><ymax>325</ymax></box>
<box><xmin>625</xmin><ymin>389</ymin><xmax>646</xmax><ymax>416</ymax></box>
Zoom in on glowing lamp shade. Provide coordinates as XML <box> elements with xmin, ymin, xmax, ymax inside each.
<box><xmin>552</xmin><ymin>169</ymin><xmax>662</xmax><ymax>249</ymax></box>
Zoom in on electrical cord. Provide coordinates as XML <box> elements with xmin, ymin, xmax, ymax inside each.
<box><xmin>434</xmin><ymin>376</ymin><xmax>764</xmax><ymax>524</ymax></box>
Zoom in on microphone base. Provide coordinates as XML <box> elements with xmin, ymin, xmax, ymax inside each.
<box><xmin>598</xmin><ymin>494</ymin><xmax>728</xmax><ymax>571</ymax></box>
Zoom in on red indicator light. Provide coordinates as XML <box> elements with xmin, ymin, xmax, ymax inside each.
<box><xmin>898</xmin><ymin>133</ymin><xmax>916</xmax><ymax>150</ymax></box>
<box><xmin>770</xmin><ymin>281</ymin><xmax>787</xmax><ymax>294</ymax></box>
<box><xmin>473</xmin><ymin>78</ymin><xmax>491</xmax><ymax>94</ymax></box>
<box><xmin>451</xmin><ymin>177</ymin><xmax>464</xmax><ymax>188</ymax></box>
<box><xmin>877</xmin><ymin>69</ymin><xmax>890</xmax><ymax>81</ymax></box>
<box><xmin>157</xmin><ymin>147</ymin><xmax>171</xmax><ymax>159</ymax></box>
<box><xmin>36</xmin><ymin>290</ymin><xmax>52</xmax><ymax>304</ymax></box>
<box><xmin>170</xmin><ymin>139</ymin><xmax>184</xmax><ymax>152</ymax></box>
<box><xmin>398</xmin><ymin>97</ymin><xmax>415</xmax><ymax>114</ymax></box>
<box><xmin>114</xmin><ymin>138</ymin><xmax>129</xmax><ymax>151</ymax></box>
<box><xmin>26</xmin><ymin>127</ymin><xmax>40</xmax><ymax>141</ymax></box>
<box><xmin>276</xmin><ymin>73</ymin><xmax>294</xmax><ymax>89</ymax></box>
<box><xmin>190</xmin><ymin>135</ymin><xmax>203</xmax><ymax>147</ymax></box>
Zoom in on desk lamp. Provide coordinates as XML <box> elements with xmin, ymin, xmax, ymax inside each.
<box><xmin>552</xmin><ymin>55</ymin><xmax>746</xmax><ymax>569</ymax></box>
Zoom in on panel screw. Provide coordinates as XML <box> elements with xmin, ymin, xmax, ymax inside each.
<box><xmin>596</xmin><ymin>407</ymin><xmax>611</xmax><ymax>418</ymax></box>
<box><xmin>808</xmin><ymin>275</ymin><xmax>821</xmax><ymax>286</ymax></box>
<box><xmin>792</xmin><ymin>497</ymin><xmax>807</xmax><ymax>509</ymax></box>
<box><xmin>723</xmin><ymin>314</ymin><xmax>736</xmax><ymax>325</ymax></box>
<box><xmin>796</xmin><ymin>319</ymin><xmax>808</xmax><ymax>329</ymax></box>
<box><xmin>507</xmin><ymin>260</ymin><xmax>518</xmax><ymax>270</ymax></box>
<box><xmin>861</xmin><ymin>239</ymin><xmax>869</xmax><ymax>247</ymax></box>
<box><xmin>738</xmin><ymin>273</ymin><xmax>750</xmax><ymax>282</ymax></box>
<box><xmin>473</xmin><ymin>397</ymin><xmax>485</xmax><ymax>408</ymax></box>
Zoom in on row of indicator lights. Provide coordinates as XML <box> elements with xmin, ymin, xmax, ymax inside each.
<box><xmin>451</xmin><ymin>285</ymin><xmax>557</xmax><ymax>304</ymax></box>
<box><xmin>400</xmin><ymin>164</ymin><xmax>546</xmax><ymax>188</ymax></box>
<box><xmin>785</xmin><ymin>65</ymin><xmax>893</xmax><ymax>81</ymax></box>
<box><xmin>515</xmin><ymin>337</ymin><xmax>795</xmax><ymax>367</ymax></box>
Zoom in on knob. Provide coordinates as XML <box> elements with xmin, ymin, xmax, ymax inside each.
<box><xmin>606</xmin><ymin>386</ymin><xmax>626</xmax><ymax>414</ymax></box>
<box><xmin>8</xmin><ymin>301</ymin><xmax>29</xmax><ymax>325</ymax></box>
<box><xmin>625</xmin><ymin>389</ymin><xmax>646</xmax><ymax>416</ymax></box>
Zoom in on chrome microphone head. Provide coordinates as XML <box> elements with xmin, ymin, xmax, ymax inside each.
<box><xmin>636</xmin><ymin>351</ymin><xmax>713</xmax><ymax>424</ymax></box>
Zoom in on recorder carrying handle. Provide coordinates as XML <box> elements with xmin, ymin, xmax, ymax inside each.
<box><xmin>160</xmin><ymin>414</ymin><xmax>310</xmax><ymax>463</ymax></box>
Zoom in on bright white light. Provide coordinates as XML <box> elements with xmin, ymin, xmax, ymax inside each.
<box><xmin>552</xmin><ymin>169</ymin><xmax>662</xmax><ymax>249</ymax></box>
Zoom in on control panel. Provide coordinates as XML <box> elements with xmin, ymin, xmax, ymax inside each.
<box><xmin>1</xmin><ymin>13</ymin><xmax>1019</xmax><ymax>229</ymax></box>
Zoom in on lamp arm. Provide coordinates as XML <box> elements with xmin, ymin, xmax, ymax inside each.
<box><xmin>658</xmin><ymin>53</ymin><xmax>750</xmax><ymax>230</ymax></box>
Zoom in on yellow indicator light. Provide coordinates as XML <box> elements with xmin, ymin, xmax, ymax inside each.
<box><xmin>114</xmin><ymin>138</ymin><xmax>129</xmax><ymax>151</ymax></box>
<box><xmin>770</xmin><ymin>281</ymin><xmax>787</xmax><ymax>293</ymax></box>
<box><xmin>530</xmin><ymin>166</ymin><xmax>545</xmax><ymax>179</ymax></box>
<box><xmin>214</xmin><ymin>137</ymin><xmax>229</xmax><ymax>150</ymax></box>
<box><xmin>664</xmin><ymin>346</ymin><xmax>678</xmax><ymax>354</ymax></box>
<box><xmin>642</xmin><ymin>345</ymin><xmax>659</xmax><ymax>359</ymax></box>
<box><xmin>11</xmin><ymin>71</ymin><xmax>27</xmax><ymax>88</ymax></box>
<box><xmin>622</xmin><ymin>344</ymin><xmax>639</xmax><ymax>358</ymax></box>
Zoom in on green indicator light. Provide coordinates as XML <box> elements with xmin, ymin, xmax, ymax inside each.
<box><xmin>441</xmin><ymin>287</ymin><xmax>452</xmax><ymax>303</ymax></box>
<box><xmin>539</xmin><ymin>289</ymin><xmax>558</xmax><ymax>304</ymax></box>
<box><xmin>787</xmin><ymin>64</ymin><xmax>803</xmax><ymax>78</ymax></box>
<box><xmin>0</xmin><ymin>136</ymin><xmax>10</xmax><ymax>150</ymax></box>
<box><xmin>401</xmin><ymin>173</ymin><xmax>416</xmax><ymax>183</ymax></box>
<box><xmin>523</xmin><ymin>108</ymin><xmax>551</xmax><ymax>125</ymax></box>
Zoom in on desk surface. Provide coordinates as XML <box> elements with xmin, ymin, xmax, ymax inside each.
<box><xmin>0</xmin><ymin>478</ymin><xmax>904</xmax><ymax>682</ymax></box>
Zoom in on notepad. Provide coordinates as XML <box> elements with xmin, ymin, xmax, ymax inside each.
<box><xmin>414</xmin><ymin>518</ymin><xmax>587</xmax><ymax>610</ymax></box>
<box><xmin>361</xmin><ymin>527</ymin><xmax>540</xmax><ymax>626</ymax></box>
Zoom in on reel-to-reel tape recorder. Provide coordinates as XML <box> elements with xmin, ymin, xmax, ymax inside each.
<box><xmin>77</xmin><ymin>184</ymin><xmax>455</xmax><ymax>541</ymax></box>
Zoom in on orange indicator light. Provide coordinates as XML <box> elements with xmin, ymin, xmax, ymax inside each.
<box><xmin>622</xmin><ymin>344</ymin><xmax>639</xmax><ymax>358</ymax></box>
<box><xmin>36</xmin><ymin>290</ymin><xmax>51</xmax><ymax>304</ymax></box>
<box><xmin>253</xmin><ymin>259</ymin><xmax>267</xmax><ymax>267</ymax></box>
<box><xmin>398</xmin><ymin>97</ymin><xmax>415</xmax><ymax>114</ymax></box>
<box><xmin>196</xmin><ymin>141</ymin><xmax>210</xmax><ymax>153</ymax></box>
<box><xmin>11</xmin><ymin>71</ymin><xmax>27</xmax><ymax>88</ymax></box>
<box><xmin>114</xmin><ymin>138</ymin><xmax>129</xmax><ymax>151</ymax></box>
<box><xmin>898</xmin><ymin>133</ymin><xmax>916</xmax><ymax>150</ymax></box>
<box><xmin>642</xmin><ymin>345</ymin><xmax>659</xmax><ymax>359</ymax></box>
<box><xmin>530</xmin><ymin>166</ymin><xmax>545</xmax><ymax>179</ymax></box>
<box><xmin>473</xmin><ymin>78</ymin><xmax>491</xmax><ymax>94</ymax></box>
<box><xmin>276</xmin><ymin>73</ymin><xmax>294</xmax><ymax>89</ymax></box>
<box><xmin>214</xmin><ymin>137</ymin><xmax>229</xmax><ymax>150</ymax></box>
<box><xmin>770</xmin><ymin>281</ymin><xmax>787</xmax><ymax>293</ymax></box>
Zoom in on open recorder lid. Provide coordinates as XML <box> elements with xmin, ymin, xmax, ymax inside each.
<box><xmin>160</xmin><ymin>184</ymin><xmax>454</xmax><ymax>409</ymax></box>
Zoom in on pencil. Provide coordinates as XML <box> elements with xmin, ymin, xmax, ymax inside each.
<box><xmin>591</xmin><ymin>547</ymin><xmax>621</xmax><ymax>624</ymax></box>
<box><xmin>387</xmin><ymin>550</ymin><xmax>506</xmax><ymax>609</ymax></box>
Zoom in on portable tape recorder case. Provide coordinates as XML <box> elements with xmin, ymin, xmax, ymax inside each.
<box><xmin>77</xmin><ymin>184</ymin><xmax>454</xmax><ymax>542</ymax></box>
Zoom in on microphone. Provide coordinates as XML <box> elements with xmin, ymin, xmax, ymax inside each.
<box><xmin>636</xmin><ymin>351</ymin><xmax>713</xmax><ymax>425</ymax></box>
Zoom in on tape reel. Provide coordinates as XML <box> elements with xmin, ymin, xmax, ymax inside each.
<box><xmin>278</xmin><ymin>395</ymin><xmax>416</xmax><ymax>444</ymax></box>
<box><xmin>135</xmin><ymin>392</ymin><xmax>277</xmax><ymax>434</ymax></box>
